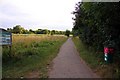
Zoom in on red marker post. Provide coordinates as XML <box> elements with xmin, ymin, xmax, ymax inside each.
<box><xmin>104</xmin><ymin>47</ymin><xmax>114</xmax><ymax>63</ymax></box>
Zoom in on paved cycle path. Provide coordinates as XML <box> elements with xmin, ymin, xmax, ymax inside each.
<box><xmin>49</xmin><ymin>38</ymin><xmax>99</xmax><ymax>78</ymax></box>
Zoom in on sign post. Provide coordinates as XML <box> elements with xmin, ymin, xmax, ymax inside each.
<box><xmin>0</xmin><ymin>28</ymin><xmax>12</xmax><ymax>57</ymax></box>
<box><xmin>104</xmin><ymin>46</ymin><xmax>114</xmax><ymax>63</ymax></box>
<box><xmin>0</xmin><ymin>28</ymin><xmax>12</xmax><ymax>80</ymax></box>
<box><xmin>0</xmin><ymin>28</ymin><xmax>12</xmax><ymax>46</ymax></box>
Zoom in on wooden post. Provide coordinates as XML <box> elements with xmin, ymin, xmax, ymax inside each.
<box><xmin>9</xmin><ymin>45</ymin><xmax>12</xmax><ymax>58</ymax></box>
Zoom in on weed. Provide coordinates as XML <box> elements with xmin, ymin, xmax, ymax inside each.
<box><xmin>2</xmin><ymin>34</ymin><xmax>67</xmax><ymax>78</ymax></box>
<box><xmin>72</xmin><ymin>37</ymin><xmax>120</xmax><ymax>78</ymax></box>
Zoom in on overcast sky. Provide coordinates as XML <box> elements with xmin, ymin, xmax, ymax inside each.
<box><xmin>0</xmin><ymin>0</ymin><xmax>81</xmax><ymax>31</ymax></box>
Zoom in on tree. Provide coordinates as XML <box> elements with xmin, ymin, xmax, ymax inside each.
<box><xmin>65</xmin><ymin>30</ymin><xmax>70</xmax><ymax>37</ymax></box>
<box><xmin>23</xmin><ymin>29</ymin><xmax>29</xmax><ymax>34</ymax></box>
<box><xmin>72</xmin><ymin>2</ymin><xmax>120</xmax><ymax>60</ymax></box>
<box><xmin>36</xmin><ymin>29</ymin><xmax>42</xmax><ymax>34</ymax></box>
<box><xmin>41</xmin><ymin>29</ymin><xmax>48</xmax><ymax>34</ymax></box>
<box><xmin>47</xmin><ymin>30</ymin><xmax>51</xmax><ymax>34</ymax></box>
<box><xmin>29</xmin><ymin>29</ymin><xmax>35</xmax><ymax>34</ymax></box>
<box><xmin>7</xmin><ymin>28</ymin><xmax>13</xmax><ymax>33</ymax></box>
<box><xmin>51</xmin><ymin>30</ymin><xmax>56</xmax><ymax>35</ymax></box>
<box><xmin>12</xmin><ymin>25</ymin><xmax>25</xmax><ymax>34</ymax></box>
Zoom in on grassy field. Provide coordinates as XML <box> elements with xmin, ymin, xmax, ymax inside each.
<box><xmin>72</xmin><ymin>37</ymin><xmax>120</xmax><ymax>78</ymax></box>
<box><xmin>2</xmin><ymin>34</ymin><xmax>67</xmax><ymax>78</ymax></box>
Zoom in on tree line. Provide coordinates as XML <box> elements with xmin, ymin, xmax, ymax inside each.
<box><xmin>7</xmin><ymin>25</ymin><xmax>71</xmax><ymax>36</ymax></box>
<box><xmin>72</xmin><ymin>2</ymin><xmax>120</xmax><ymax>60</ymax></box>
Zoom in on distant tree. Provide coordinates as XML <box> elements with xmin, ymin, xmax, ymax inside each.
<box><xmin>65</xmin><ymin>30</ymin><xmax>70</xmax><ymax>37</ymax></box>
<box><xmin>23</xmin><ymin>29</ymin><xmax>29</xmax><ymax>34</ymax></box>
<box><xmin>51</xmin><ymin>30</ymin><xmax>56</xmax><ymax>35</ymax></box>
<box><xmin>13</xmin><ymin>25</ymin><xmax>25</xmax><ymax>34</ymax></box>
<box><xmin>29</xmin><ymin>29</ymin><xmax>35</xmax><ymax>34</ymax></box>
<box><xmin>41</xmin><ymin>29</ymin><xmax>48</xmax><ymax>34</ymax></box>
<box><xmin>55</xmin><ymin>31</ymin><xmax>59</xmax><ymax>34</ymax></box>
<box><xmin>36</xmin><ymin>29</ymin><xmax>42</xmax><ymax>34</ymax></box>
<box><xmin>59</xmin><ymin>31</ymin><xmax>65</xmax><ymax>35</ymax></box>
<box><xmin>35</xmin><ymin>29</ymin><xmax>49</xmax><ymax>34</ymax></box>
<box><xmin>59</xmin><ymin>31</ymin><xmax>62</xmax><ymax>34</ymax></box>
<box><xmin>7</xmin><ymin>28</ymin><xmax>13</xmax><ymax>33</ymax></box>
<box><xmin>48</xmin><ymin>30</ymin><xmax>51</xmax><ymax>34</ymax></box>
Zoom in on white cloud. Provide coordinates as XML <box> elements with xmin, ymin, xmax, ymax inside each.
<box><xmin>0</xmin><ymin>0</ymin><xmax>81</xmax><ymax>31</ymax></box>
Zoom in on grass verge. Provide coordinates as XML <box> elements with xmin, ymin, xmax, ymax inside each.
<box><xmin>2</xmin><ymin>35</ymin><xmax>67</xmax><ymax>78</ymax></box>
<box><xmin>72</xmin><ymin>37</ymin><xmax>120</xmax><ymax>78</ymax></box>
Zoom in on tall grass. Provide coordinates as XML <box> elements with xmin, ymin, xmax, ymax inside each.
<box><xmin>2</xmin><ymin>34</ymin><xmax>67</xmax><ymax>78</ymax></box>
<box><xmin>72</xmin><ymin>37</ymin><xmax>120</xmax><ymax>78</ymax></box>
<box><xmin>72</xmin><ymin>37</ymin><xmax>101</xmax><ymax>68</ymax></box>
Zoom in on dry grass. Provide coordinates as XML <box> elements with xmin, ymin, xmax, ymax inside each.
<box><xmin>12</xmin><ymin>34</ymin><xmax>65</xmax><ymax>44</ymax></box>
<box><xmin>3</xmin><ymin>34</ymin><xmax>67</xmax><ymax>78</ymax></box>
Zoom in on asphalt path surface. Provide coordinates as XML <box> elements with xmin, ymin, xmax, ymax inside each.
<box><xmin>49</xmin><ymin>38</ymin><xmax>100</xmax><ymax>78</ymax></box>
